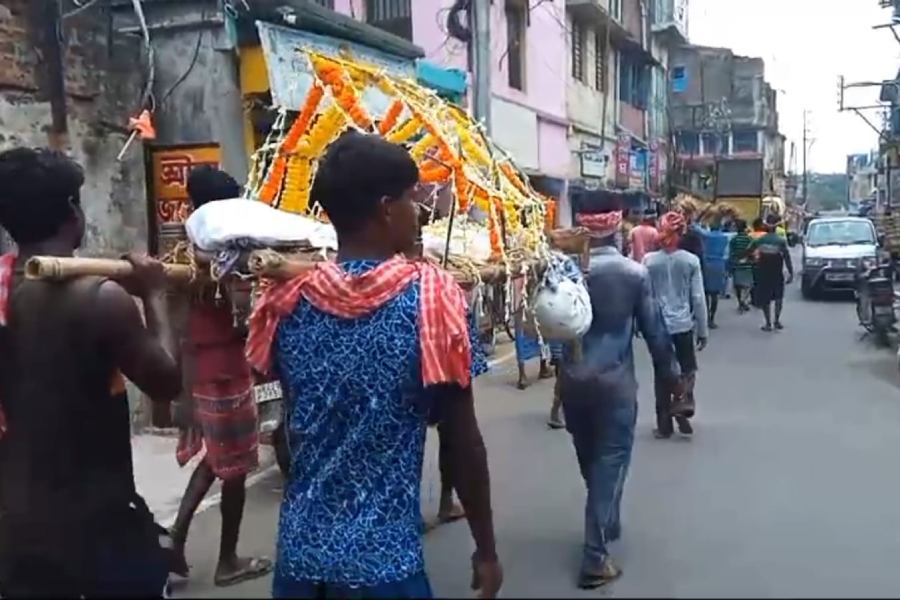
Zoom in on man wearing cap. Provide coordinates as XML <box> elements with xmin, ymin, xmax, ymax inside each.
<box><xmin>559</xmin><ymin>210</ymin><xmax>679</xmax><ymax>589</ymax></box>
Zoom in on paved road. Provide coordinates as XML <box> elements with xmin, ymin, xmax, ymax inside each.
<box><xmin>172</xmin><ymin>281</ymin><xmax>900</xmax><ymax>598</ymax></box>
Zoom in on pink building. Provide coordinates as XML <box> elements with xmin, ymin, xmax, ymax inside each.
<box><xmin>329</xmin><ymin>0</ymin><xmax>571</xmax><ymax>195</ymax></box>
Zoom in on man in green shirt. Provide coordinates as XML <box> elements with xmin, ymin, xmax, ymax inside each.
<box><xmin>747</xmin><ymin>214</ymin><xmax>794</xmax><ymax>331</ymax></box>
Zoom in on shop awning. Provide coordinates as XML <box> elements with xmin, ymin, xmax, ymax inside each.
<box><xmin>416</xmin><ymin>60</ymin><xmax>467</xmax><ymax>102</ymax></box>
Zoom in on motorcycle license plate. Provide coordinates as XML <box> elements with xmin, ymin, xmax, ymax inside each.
<box><xmin>253</xmin><ymin>381</ymin><xmax>283</xmax><ymax>404</ymax></box>
<box><xmin>826</xmin><ymin>273</ymin><xmax>854</xmax><ymax>282</ymax></box>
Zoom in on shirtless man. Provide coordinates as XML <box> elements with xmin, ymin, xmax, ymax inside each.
<box><xmin>0</xmin><ymin>148</ymin><xmax>181</xmax><ymax>596</ymax></box>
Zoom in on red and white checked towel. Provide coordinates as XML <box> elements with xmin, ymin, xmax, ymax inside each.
<box><xmin>0</xmin><ymin>253</ymin><xmax>16</xmax><ymax>438</ymax></box>
<box><xmin>246</xmin><ymin>255</ymin><xmax>472</xmax><ymax>388</ymax></box>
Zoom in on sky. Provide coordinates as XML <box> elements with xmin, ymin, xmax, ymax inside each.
<box><xmin>688</xmin><ymin>0</ymin><xmax>900</xmax><ymax>173</ymax></box>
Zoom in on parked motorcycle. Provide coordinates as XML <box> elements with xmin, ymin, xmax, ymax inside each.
<box><xmin>254</xmin><ymin>379</ymin><xmax>290</xmax><ymax>477</ymax></box>
<box><xmin>855</xmin><ymin>259</ymin><xmax>896</xmax><ymax>348</ymax></box>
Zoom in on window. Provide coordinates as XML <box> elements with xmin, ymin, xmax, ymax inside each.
<box><xmin>594</xmin><ymin>28</ymin><xmax>607</xmax><ymax>91</ymax></box>
<box><xmin>311</xmin><ymin>0</ymin><xmax>334</xmax><ymax>8</ymax></box>
<box><xmin>701</xmin><ymin>133</ymin><xmax>725</xmax><ymax>156</ymax></box>
<box><xmin>572</xmin><ymin>24</ymin><xmax>585</xmax><ymax>82</ymax></box>
<box><xmin>506</xmin><ymin>2</ymin><xmax>526</xmax><ymax>91</ymax></box>
<box><xmin>618</xmin><ymin>54</ymin><xmax>648</xmax><ymax>109</ymax></box>
<box><xmin>732</xmin><ymin>129</ymin><xmax>758</xmax><ymax>153</ymax></box>
<box><xmin>366</xmin><ymin>0</ymin><xmax>412</xmax><ymax>41</ymax></box>
<box><xmin>671</xmin><ymin>66</ymin><xmax>687</xmax><ymax>93</ymax></box>
<box><xmin>676</xmin><ymin>132</ymin><xmax>699</xmax><ymax>155</ymax></box>
<box><xmin>610</xmin><ymin>0</ymin><xmax>622</xmax><ymax>21</ymax></box>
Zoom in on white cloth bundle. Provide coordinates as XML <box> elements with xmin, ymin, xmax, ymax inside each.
<box><xmin>185</xmin><ymin>198</ymin><xmax>338</xmax><ymax>252</ymax></box>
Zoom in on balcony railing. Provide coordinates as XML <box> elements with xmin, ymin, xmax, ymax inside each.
<box><xmin>651</xmin><ymin>0</ymin><xmax>688</xmax><ymax>42</ymax></box>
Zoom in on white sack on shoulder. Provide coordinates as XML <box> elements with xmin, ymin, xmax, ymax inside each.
<box><xmin>185</xmin><ymin>198</ymin><xmax>338</xmax><ymax>252</ymax></box>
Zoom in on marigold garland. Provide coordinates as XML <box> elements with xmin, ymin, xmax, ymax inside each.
<box><xmin>253</xmin><ymin>49</ymin><xmax>552</xmax><ymax>263</ymax></box>
<box><xmin>386</xmin><ymin>117</ymin><xmax>422</xmax><ymax>143</ymax></box>
<box><xmin>379</xmin><ymin>99</ymin><xmax>405</xmax><ymax>135</ymax></box>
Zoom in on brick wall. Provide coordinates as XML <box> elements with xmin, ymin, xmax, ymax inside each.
<box><xmin>0</xmin><ymin>1</ymin><xmax>149</xmax><ymax>255</ymax></box>
<box><xmin>0</xmin><ymin>0</ymin><xmax>152</xmax><ymax>429</ymax></box>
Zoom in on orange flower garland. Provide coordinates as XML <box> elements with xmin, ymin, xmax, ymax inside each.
<box><xmin>488</xmin><ymin>196</ymin><xmax>504</xmax><ymax>257</ymax></box>
<box><xmin>379</xmin><ymin>99</ymin><xmax>405</xmax><ymax>135</ymax></box>
<box><xmin>259</xmin><ymin>155</ymin><xmax>287</xmax><ymax>205</ymax></box>
<box><xmin>313</xmin><ymin>56</ymin><xmax>373</xmax><ymax>130</ymax></box>
<box><xmin>419</xmin><ymin>162</ymin><xmax>452</xmax><ymax>183</ymax></box>
<box><xmin>544</xmin><ymin>199</ymin><xmax>558</xmax><ymax>230</ymax></box>
<box><xmin>258</xmin><ymin>82</ymin><xmax>325</xmax><ymax>205</ymax></box>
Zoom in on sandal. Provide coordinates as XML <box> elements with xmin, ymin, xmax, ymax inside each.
<box><xmin>214</xmin><ymin>557</ymin><xmax>273</xmax><ymax>588</ymax></box>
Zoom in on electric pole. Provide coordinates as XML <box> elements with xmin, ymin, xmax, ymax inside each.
<box><xmin>802</xmin><ymin>110</ymin><xmax>809</xmax><ymax>206</ymax></box>
<box><xmin>472</xmin><ymin>0</ymin><xmax>492</xmax><ymax>134</ymax></box>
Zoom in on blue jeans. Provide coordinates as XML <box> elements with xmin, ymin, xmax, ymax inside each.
<box><xmin>272</xmin><ymin>571</ymin><xmax>432</xmax><ymax>599</ymax></box>
<box><xmin>563</xmin><ymin>393</ymin><xmax>637</xmax><ymax>572</ymax></box>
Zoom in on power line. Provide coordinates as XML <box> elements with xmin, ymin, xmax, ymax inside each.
<box><xmin>61</xmin><ymin>0</ymin><xmax>102</xmax><ymax>20</ymax></box>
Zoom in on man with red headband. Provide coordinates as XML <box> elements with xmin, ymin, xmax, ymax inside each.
<box><xmin>560</xmin><ymin>210</ymin><xmax>678</xmax><ymax>589</ymax></box>
<box><xmin>643</xmin><ymin>212</ymin><xmax>709</xmax><ymax>439</ymax></box>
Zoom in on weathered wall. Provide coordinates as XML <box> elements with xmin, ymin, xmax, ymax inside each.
<box><xmin>0</xmin><ymin>0</ymin><xmax>151</xmax><ymax>428</ymax></box>
<box><xmin>0</xmin><ymin>0</ymin><xmax>148</xmax><ymax>256</ymax></box>
<box><xmin>670</xmin><ymin>46</ymin><xmax>773</xmax><ymax>132</ymax></box>
<box><xmin>113</xmin><ymin>0</ymin><xmax>249</xmax><ymax>181</ymax></box>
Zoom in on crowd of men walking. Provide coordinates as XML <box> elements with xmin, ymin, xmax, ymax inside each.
<box><xmin>0</xmin><ymin>138</ymin><xmax>796</xmax><ymax>598</ymax></box>
<box><xmin>517</xmin><ymin>201</ymin><xmax>795</xmax><ymax>587</ymax></box>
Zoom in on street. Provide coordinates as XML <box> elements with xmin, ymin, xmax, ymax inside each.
<box><xmin>170</xmin><ymin>280</ymin><xmax>900</xmax><ymax>598</ymax></box>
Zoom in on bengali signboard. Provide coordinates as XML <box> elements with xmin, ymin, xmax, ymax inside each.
<box><xmin>580</xmin><ymin>143</ymin><xmax>607</xmax><ymax>179</ymax></box>
<box><xmin>149</xmin><ymin>144</ymin><xmax>221</xmax><ymax>248</ymax></box>
<box><xmin>615</xmin><ymin>133</ymin><xmax>631</xmax><ymax>188</ymax></box>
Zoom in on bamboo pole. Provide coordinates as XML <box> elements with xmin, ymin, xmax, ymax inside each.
<box><xmin>25</xmin><ymin>253</ymin><xmax>546</xmax><ymax>289</ymax></box>
<box><xmin>25</xmin><ymin>256</ymin><xmax>195</xmax><ymax>282</ymax></box>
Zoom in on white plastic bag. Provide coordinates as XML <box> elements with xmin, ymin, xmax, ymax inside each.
<box><xmin>532</xmin><ymin>254</ymin><xmax>592</xmax><ymax>341</ymax></box>
<box><xmin>184</xmin><ymin>198</ymin><xmax>338</xmax><ymax>252</ymax></box>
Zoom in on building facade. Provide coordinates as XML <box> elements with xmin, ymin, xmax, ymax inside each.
<box><xmin>847</xmin><ymin>151</ymin><xmax>878</xmax><ymax>214</ymax></box>
<box><xmin>563</xmin><ymin>0</ymin><xmax>686</xmax><ymax>219</ymax></box>
<box><xmin>668</xmin><ymin>44</ymin><xmax>785</xmax><ymax>199</ymax></box>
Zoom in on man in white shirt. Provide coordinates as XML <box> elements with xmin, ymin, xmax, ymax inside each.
<box><xmin>643</xmin><ymin>212</ymin><xmax>708</xmax><ymax>438</ymax></box>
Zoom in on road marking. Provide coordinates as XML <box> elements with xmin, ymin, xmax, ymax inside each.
<box><xmin>158</xmin><ymin>348</ymin><xmax>517</xmax><ymax>527</ymax></box>
<box><xmin>488</xmin><ymin>349</ymin><xmax>516</xmax><ymax>368</ymax></box>
<box><xmin>160</xmin><ymin>464</ymin><xmax>279</xmax><ymax>529</ymax></box>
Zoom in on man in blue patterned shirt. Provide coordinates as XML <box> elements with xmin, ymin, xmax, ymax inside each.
<box><xmin>267</xmin><ymin>132</ymin><xmax>501</xmax><ymax>598</ymax></box>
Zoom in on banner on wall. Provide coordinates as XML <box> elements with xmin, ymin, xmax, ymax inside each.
<box><xmin>149</xmin><ymin>143</ymin><xmax>221</xmax><ymax>251</ymax></box>
<box><xmin>615</xmin><ymin>133</ymin><xmax>631</xmax><ymax>188</ymax></box>
<box><xmin>630</xmin><ymin>149</ymin><xmax>647</xmax><ymax>190</ymax></box>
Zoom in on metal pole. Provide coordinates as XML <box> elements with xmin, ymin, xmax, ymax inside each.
<box><xmin>802</xmin><ymin>110</ymin><xmax>808</xmax><ymax>206</ymax></box>
<box><xmin>472</xmin><ymin>0</ymin><xmax>492</xmax><ymax>134</ymax></box>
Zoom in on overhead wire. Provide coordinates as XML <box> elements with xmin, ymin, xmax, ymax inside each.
<box><xmin>61</xmin><ymin>0</ymin><xmax>102</xmax><ymax>20</ymax></box>
<box><xmin>156</xmin><ymin>25</ymin><xmax>204</xmax><ymax>108</ymax></box>
<box><xmin>129</xmin><ymin>0</ymin><xmax>155</xmax><ymax>111</ymax></box>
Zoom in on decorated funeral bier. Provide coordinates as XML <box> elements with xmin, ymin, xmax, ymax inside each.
<box><xmin>28</xmin><ymin>48</ymin><xmax>587</xmax><ymax>319</ymax></box>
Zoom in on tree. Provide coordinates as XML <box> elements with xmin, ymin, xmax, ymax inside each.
<box><xmin>806</xmin><ymin>173</ymin><xmax>848</xmax><ymax>211</ymax></box>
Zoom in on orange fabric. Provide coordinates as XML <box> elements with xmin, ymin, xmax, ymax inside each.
<box><xmin>246</xmin><ymin>256</ymin><xmax>472</xmax><ymax>388</ymax></box>
<box><xmin>658</xmin><ymin>212</ymin><xmax>686</xmax><ymax>251</ymax></box>
<box><xmin>576</xmin><ymin>211</ymin><xmax>623</xmax><ymax>238</ymax></box>
<box><xmin>128</xmin><ymin>110</ymin><xmax>156</xmax><ymax>140</ymax></box>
